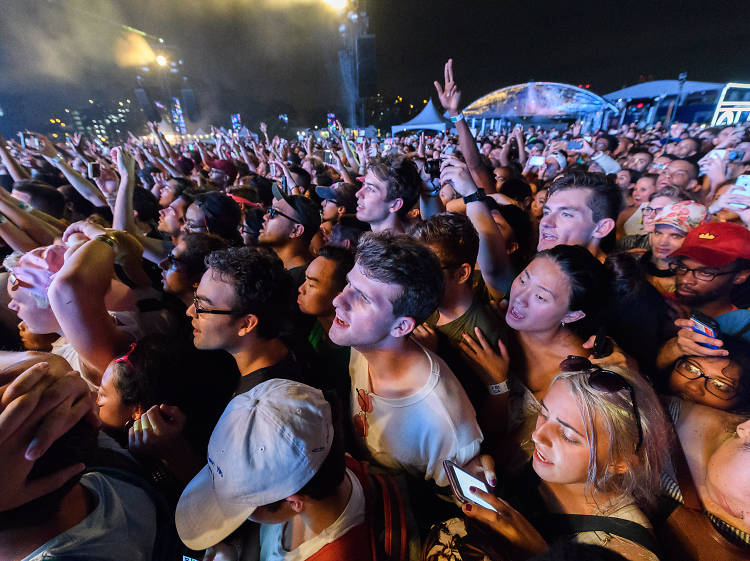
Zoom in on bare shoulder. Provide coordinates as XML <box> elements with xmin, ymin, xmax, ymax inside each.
<box><xmin>0</xmin><ymin>351</ymin><xmax>72</xmax><ymax>379</ymax></box>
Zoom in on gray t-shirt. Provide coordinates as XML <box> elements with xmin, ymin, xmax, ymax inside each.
<box><xmin>22</xmin><ymin>471</ymin><xmax>157</xmax><ymax>561</ymax></box>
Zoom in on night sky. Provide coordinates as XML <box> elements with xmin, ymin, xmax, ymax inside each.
<box><xmin>1</xmin><ymin>0</ymin><xmax>748</xmax><ymax>135</ymax></box>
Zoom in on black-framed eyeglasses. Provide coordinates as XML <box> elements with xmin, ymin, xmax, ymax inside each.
<box><xmin>674</xmin><ymin>358</ymin><xmax>738</xmax><ymax>400</ymax></box>
<box><xmin>668</xmin><ymin>262</ymin><xmax>736</xmax><ymax>282</ymax></box>
<box><xmin>192</xmin><ymin>291</ymin><xmax>235</xmax><ymax>316</ymax></box>
<box><xmin>559</xmin><ymin>355</ymin><xmax>644</xmax><ymax>453</ymax></box>
<box><xmin>267</xmin><ymin>206</ymin><xmax>302</xmax><ymax>224</ymax></box>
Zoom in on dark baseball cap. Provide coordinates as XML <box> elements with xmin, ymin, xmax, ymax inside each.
<box><xmin>271</xmin><ymin>183</ymin><xmax>322</xmax><ymax>232</ymax></box>
<box><xmin>314</xmin><ymin>182</ymin><xmax>359</xmax><ymax>214</ymax></box>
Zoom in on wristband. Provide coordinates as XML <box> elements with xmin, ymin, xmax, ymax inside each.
<box><xmin>488</xmin><ymin>381</ymin><xmax>509</xmax><ymax>396</ymax></box>
<box><xmin>449</xmin><ymin>113</ymin><xmax>465</xmax><ymax>123</ymax></box>
<box><xmin>17</xmin><ymin>201</ymin><xmax>33</xmax><ymax>212</ymax></box>
<box><xmin>95</xmin><ymin>233</ymin><xmax>116</xmax><ymax>249</ymax></box>
<box><xmin>462</xmin><ymin>188</ymin><xmax>487</xmax><ymax>204</ymax></box>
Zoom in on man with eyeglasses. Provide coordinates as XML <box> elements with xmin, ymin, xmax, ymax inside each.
<box><xmin>258</xmin><ymin>184</ymin><xmax>321</xmax><ymax>289</ymax></box>
<box><xmin>188</xmin><ymin>246</ymin><xmax>310</xmax><ymax>395</ymax></box>
<box><xmin>657</xmin><ymin>222</ymin><xmax>750</xmax><ymax>369</ymax></box>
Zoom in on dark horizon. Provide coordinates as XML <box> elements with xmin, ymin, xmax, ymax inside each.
<box><xmin>1</xmin><ymin>0</ymin><xmax>749</xmax><ymax>135</ymax></box>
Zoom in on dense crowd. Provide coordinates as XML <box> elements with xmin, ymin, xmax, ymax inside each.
<box><xmin>1</xmin><ymin>59</ymin><xmax>749</xmax><ymax>561</ymax></box>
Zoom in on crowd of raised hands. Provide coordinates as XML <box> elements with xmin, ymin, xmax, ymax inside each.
<box><xmin>0</xmin><ymin>58</ymin><xmax>749</xmax><ymax>561</ymax></box>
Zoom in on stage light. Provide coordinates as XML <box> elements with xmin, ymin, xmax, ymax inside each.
<box><xmin>323</xmin><ymin>0</ymin><xmax>347</xmax><ymax>10</ymax></box>
<box><xmin>156</xmin><ymin>55</ymin><xmax>167</xmax><ymax>67</ymax></box>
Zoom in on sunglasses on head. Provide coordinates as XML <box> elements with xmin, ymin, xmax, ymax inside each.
<box><xmin>559</xmin><ymin>355</ymin><xmax>643</xmax><ymax>453</ymax></box>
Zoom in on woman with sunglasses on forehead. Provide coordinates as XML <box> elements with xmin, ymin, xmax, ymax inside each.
<box><xmin>426</xmin><ymin>358</ymin><xmax>667</xmax><ymax>561</ymax></box>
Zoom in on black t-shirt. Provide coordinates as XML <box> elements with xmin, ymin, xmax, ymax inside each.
<box><xmin>233</xmin><ymin>352</ymin><xmax>311</xmax><ymax>396</ymax></box>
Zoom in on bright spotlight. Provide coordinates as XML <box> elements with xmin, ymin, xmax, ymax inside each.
<box><xmin>156</xmin><ymin>55</ymin><xmax>167</xmax><ymax>67</ymax></box>
<box><xmin>323</xmin><ymin>0</ymin><xmax>347</xmax><ymax>10</ymax></box>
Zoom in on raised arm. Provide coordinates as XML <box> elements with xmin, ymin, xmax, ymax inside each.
<box><xmin>49</xmin><ymin>225</ymin><xmax>142</xmax><ymax>381</ymax></box>
<box><xmin>441</xmin><ymin>157</ymin><xmax>515</xmax><ymax>297</ymax></box>
<box><xmin>38</xmin><ymin>137</ymin><xmax>107</xmax><ymax>206</ymax></box>
<box><xmin>0</xmin><ymin>133</ymin><xmax>30</xmax><ymax>182</ymax></box>
<box><xmin>434</xmin><ymin>59</ymin><xmax>496</xmax><ymax>193</ymax></box>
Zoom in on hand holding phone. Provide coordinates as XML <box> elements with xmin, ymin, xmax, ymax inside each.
<box><xmin>444</xmin><ymin>460</ymin><xmax>498</xmax><ymax>512</ymax></box>
<box><xmin>689</xmin><ymin>311</ymin><xmax>721</xmax><ymax>350</ymax></box>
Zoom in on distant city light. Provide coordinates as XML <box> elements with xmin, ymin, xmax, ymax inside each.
<box><xmin>156</xmin><ymin>55</ymin><xmax>168</xmax><ymax>67</ymax></box>
<box><xmin>65</xmin><ymin>108</ymin><xmax>70</xmax><ymax>113</ymax></box>
<box><xmin>88</xmin><ymin>99</ymin><xmax>94</xmax><ymax>104</ymax></box>
<box><xmin>158</xmin><ymin>37</ymin><xmax>164</xmax><ymax>43</ymax></box>
<box><xmin>49</xmin><ymin>118</ymin><xmax>55</xmax><ymax>123</ymax></box>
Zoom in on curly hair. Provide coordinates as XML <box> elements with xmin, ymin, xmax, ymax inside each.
<box><xmin>366</xmin><ymin>154</ymin><xmax>421</xmax><ymax>217</ymax></box>
<box><xmin>206</xmin><ymin>246</ymin><xmax>294</xmax><ymax>339</ymax></box>
<box><xmin>355</xmin><ymin>231</ymin><xmax>444</xmax><ymax>324</ymax></box>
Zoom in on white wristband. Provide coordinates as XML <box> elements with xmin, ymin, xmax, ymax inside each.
<box><xmin>488</xmin><ymin>381</ymin><xmax>509</xmax><ymax>396</ymax></box>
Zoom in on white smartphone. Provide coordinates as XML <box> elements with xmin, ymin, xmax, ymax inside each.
<box><xmin>443</xmin><ymin>460</ymin><xmax>498</xmax><ymax>512</ymax></box>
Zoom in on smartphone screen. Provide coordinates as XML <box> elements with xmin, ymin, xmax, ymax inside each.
<box><xmin>529</xmin><ymin>155</ymin><xmax>545</xmax><ymax>167</ymax></box>
<box><xmin>444</xmin><ymin>460</ymin><xmax>497</xmax><ymax>512</ymax></box>
<box><xmin>567</xmin><ymin>140</ymin><xmax>583</xmax><ymax>150</ymax></box>
<box><xmin>324</xmin><ymin>150</ymin><xmax>333</xmax><ymax>164</ymax></box>
<box><xmin>736</xmin><ymin>175</ymin><xmax>750</xmax><ymax>188</ymax></box>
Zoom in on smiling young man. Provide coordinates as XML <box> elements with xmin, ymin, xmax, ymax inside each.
<box><xmin>355</xmin><ymin>154</ymin><xmax>421</xmax><ymax>234</ymax></box>
<box><xmin>538</xmin><ymin>171</ymin><xmax>622</xmax><ymax>261</ymax></box>
<box><xmin>328</xmin><ymin>232</ymin><xmax>483</xmax><ymax>487</ymax></box>
<box><xmin>188</xmin><ymin>246</ymin><xmax>309</xmax><ymax>394</ymax></box>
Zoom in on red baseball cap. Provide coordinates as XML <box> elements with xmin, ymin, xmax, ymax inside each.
<box><xmin>670</xmin><ymin>222</ymin><xmax>750</xmax><ymax>267</ymax></box>
<box><xmin>206</xmin><ymin>158</ymin><xmax>238</xmax><ymax>182</ymax></box>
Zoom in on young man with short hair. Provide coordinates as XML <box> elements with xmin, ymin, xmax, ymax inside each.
<box><xmin>328</xmin><ymin>232</ymin><xmax>482</xmax><ymax>487</ymax></box>
<box><xmin>259</xmin><ymin>184</ymin><xmax>321</xmax><ymax>288</ymax></box>
<box><xmin>188</xmin><ymin>246</ymin><xmax>308</xmax><ymax>394</ymax></box>
<box><xmin>538</xmin><ymin>171</ymin><xmax>622</xmax><ymax>260</ymax></box>
<box><xmin>411</xmin><ymin>213</ymin><xmax>507</xmax><ymax>409</ymax></box>
<box><xmin>176</xmin><ymin>379</ymin><xmax>379</xmax><ymax>560</ymax></box>
<box><xmin>298</xmin><ymin>244</ymin><xmax>355</xmax><ymax>400</ymax></box>
<box><xmin>355</xmin><ymin>155</ymin><xmax>421</xmax><ymax>234</ymax></box>
<box><xmin>657</xmin><ymin>222</ymin><xmax>750</xmax><ymax>369</ymax></box>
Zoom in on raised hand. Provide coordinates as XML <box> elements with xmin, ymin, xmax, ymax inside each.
<box><xmin>259</xmin><ymin>121</ymin><xmax>268</xmax><ymax>134</ymax></box>
<box><xmin>434</xmin><ymin>58</ymin><xmax>461</xmax><ymax>117</ymax></box>
<box><xmin>440</xmin><ymin>156</ymin><xmax>478</xmax><ymax>196</ymax></box>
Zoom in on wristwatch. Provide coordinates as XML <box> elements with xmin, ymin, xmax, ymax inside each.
<box><xmin>462</xmin><ymin>188</ymin><xmax>487</xmax><ymax>204</ymax></box>
<box><xmin>488</xmin><ymin>381</ymin><xmax>509</xmax><ymax>396</ymax></box>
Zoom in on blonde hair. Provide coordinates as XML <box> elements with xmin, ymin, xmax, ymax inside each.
<box><xmin>550</xmin><ymin>367</ymin><xmax>670</xmax><ymax>511</ymax></box>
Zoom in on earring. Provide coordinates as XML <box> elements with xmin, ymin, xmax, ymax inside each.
<box><xmin>561</xmin><ymin>320</ymin><xmax>566</xmax><ymax>327</ymax></box>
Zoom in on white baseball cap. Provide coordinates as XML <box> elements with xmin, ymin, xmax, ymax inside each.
<box><xmin>175</xmin><ymin>379</ymin><xmax>333</xmax><ymax>550</ymax></box>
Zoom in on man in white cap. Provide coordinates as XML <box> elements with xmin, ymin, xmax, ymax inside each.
<box><xmin>176</xmin><ymin>379</ymin><xmax>373</xmax><ymax>560</ymax></box>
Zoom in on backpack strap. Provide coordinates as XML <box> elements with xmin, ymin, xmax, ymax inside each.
<box><xmin>543</xmin><ymin>513</ymin><xmax>660</xmax><ymax>557</ymax></box>
<box><xmin>345</xmin><ymin>456</ymin><xmax>409</xmax><ymax>561</ymax></box>
<box><xmin>85</xmin><ymin>465</ymin><xmax>181</xmax><ymax>561</ymax></box>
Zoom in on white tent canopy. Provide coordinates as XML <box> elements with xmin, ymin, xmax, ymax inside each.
<box><xmin>604</xmin><ymin>80</ymin><xmax>725</xmax><ymax>102</ymax></box>
<box><xmin>391</xmin><ymin>99</ymin><xmax>448</xmax><ymax>134</ymax></box>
